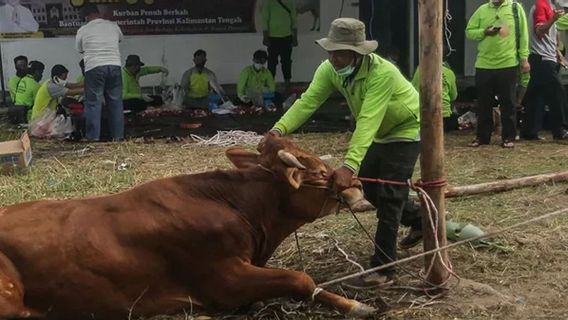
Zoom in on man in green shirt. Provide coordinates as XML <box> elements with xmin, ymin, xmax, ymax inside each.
<box><xmin>180</xmin><ymin>50</ymin><xmax>225</xmax><ymax>109</ymax></box>
<box><xmin>269</xmin><ymin>18</ymin><xmax>422</xmax><ymax>287</ymax></box>
<box><xmin>412</xmin><ymin>47</ymin><xmax>459</xmax><ymax>132</ymax></box>
<box><xmin>12</xmin><ymin>60</ymin><xmax>44</xmax><ymax>123</ymax></box>
<box><xmin>262</xmin><ymin>0</ymin><xmax>298</xmax><ymax>88</ymax></box>
<box><xmin>237</xmin><ymin>50</ymin><xmax>276</xmax><ymax>108</ymax></box>
<box><xmin>466</xmin><ymin>0</ymin><xmax>531</xmax><ymax>148</ymax></box>
<box><xmin>122</xmin><ymin>55</ymin><xmax>168</xmax><ymax>113</ymax></box>
<box><xmin>8</xmin><ymin>55</ymin><xmax>28</xmax><ymax>103</ymax></box>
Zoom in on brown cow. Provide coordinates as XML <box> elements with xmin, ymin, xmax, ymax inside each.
<box><xmin>0</xmin><ymin>135</ymin><xmax>376</xmax><ymax>319</ymax></box>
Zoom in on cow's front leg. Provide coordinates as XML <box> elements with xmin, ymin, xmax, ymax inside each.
<box><xmin>212</xmin><ymin>263</ymin><xmax>375</xmax><ymax>317</ymax></box>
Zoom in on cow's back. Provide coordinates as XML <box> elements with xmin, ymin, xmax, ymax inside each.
<box><xmin>0</xmin><ymin>174</ymin><xmax>260</xmax><ymax>319</ymax></box>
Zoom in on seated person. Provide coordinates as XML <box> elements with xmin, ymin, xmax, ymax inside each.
<box><xmin>8</xmin><ymin>55</ymin><xmax>28</xmax><ymax>103</ymax></box>
<box><xmin>30</xmin><ymin>65</ymin><xmax>84</xmax><ymax>139</ymax></box>
<box><xmin>122</xmin><ymin>54</ymin><xmax>168</xmax><ymax>113</ymax></box>
<box><xmin>12</xmin><ymin>60</ymin><xmax>44</xmax><ymax>123</ymax></box>
<box><xmin>237</xmin><ymin>50</ymin><xmax>276</xmax><ymax>109</ymax></box>
<box><xmin>180</xmin><ymin>49</ymin><xmax>225</xmax><ymax>109</ymax></box>
<box><xmin>412</xmin><ymin>49</ymin><xmax>458</xmax><ymax>132</ymax></box>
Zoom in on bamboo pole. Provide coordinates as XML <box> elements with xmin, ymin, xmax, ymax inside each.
<box><xmin>418</xmin><ymin>0</ymin><xmax>450</xmax><ymax>288</ymax></box>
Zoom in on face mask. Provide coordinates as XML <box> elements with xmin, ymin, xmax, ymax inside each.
<box><xmin>335</xmin><ymin>64</ymin><xmax>356</xmax><ymax>77</ymax></box>
<box><xmin>53</xmin><ymin>76</ymin><xmax>67</xmax><ymax>87</ymax></box>
<box><xmin>253</xmin><ymin>63</ymin><xmax>265</xmax><ymax>70</ymax></box>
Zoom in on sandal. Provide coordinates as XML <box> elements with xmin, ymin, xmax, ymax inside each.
<box><xmin>501</xmin><ymin>140</ymin><xmax>514</xmax><ymax>148</ymax></box>
<box><xmin>469</xmin><ymin>139</ymin><xmax>483</xmax><ymax>147</ymax></box>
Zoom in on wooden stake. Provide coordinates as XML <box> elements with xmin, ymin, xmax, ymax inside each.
<box><xmin>418</xmin><ymin>0</ymin><xmax>450</xmax><ymax>288</ymax></box>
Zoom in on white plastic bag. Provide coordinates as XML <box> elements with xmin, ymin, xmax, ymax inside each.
<box><xmin>30</xmin><ymin>109</ymin><xmax>73</xmax><ymax>139</ymax></box>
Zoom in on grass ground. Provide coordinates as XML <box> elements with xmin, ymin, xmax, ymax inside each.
<box><xmin>0</xmin><ymin>128</ymin><xmax>567</xmax><ymax>320</ymax></box>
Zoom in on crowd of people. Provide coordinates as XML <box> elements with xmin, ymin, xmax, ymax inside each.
<box><xmin>5</xmin><ymin>1</ymin><xmax>296</xmax><ymax>141</ymax></box>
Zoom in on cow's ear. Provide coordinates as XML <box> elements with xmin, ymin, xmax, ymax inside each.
<box><xmin>225</xmin><ymin>147</ymin><xmax>259</xmax><ymax>169</ymax></box>
<box><xmin>285</xmin><ymin>168</ymin><xmax>304</xmax><ymax>189</ymax></box>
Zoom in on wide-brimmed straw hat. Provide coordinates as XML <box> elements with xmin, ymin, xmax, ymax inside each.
<box><xmin>316</xmin><ymin>18</ymin><xmax>378</xmax><ymax>55</ymax></box>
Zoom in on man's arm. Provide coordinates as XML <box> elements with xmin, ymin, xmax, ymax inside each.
<box><xmin>342</xmin><ymin>74</ymin><xmax>394</xmax><ymax>173</ymax></box>
<box><xmin>518</xmin><ymin>4</ymin><xmax>531</xmax><ymax>72</ymax></box>
<box><xmin>272</xmin><ymin>62</ymin><xmax>335</xmax><ymax>135</ymax></box>
<box><xmin>207</xmin><ymin>70</ymin><xmax>225</xmax><ymax>96</ymax></box>
<box><xmin>447</xmin><ymin>68</ymin><xmax>458</xmax><ymax>102</ymax></box>
<box><xmin>75</xmin><ymin>31</ymin><xmax>84</xmax><ymax>54</ymax></box>
<box><xmin>466</xmin><ymin>8</ymin><xmax>487</xmax><ymax>41</ymax></box>
<box><xmin>237</xmin><ymin>68</ymin><xmax>249</xmax><ymax>98</ymax></box>
<box><xmin>265</xmin><ymin>69</ymin><xmax>276</xmax><ymax>92</ymax></box>
<box><xmin>534</xmin><ymin>3</ymin><xmax>564</xmax><ymax>36</ymax></box>
<box><xmin>262</xmin><ymin>1</ymin><xmax>271</xmax><ymax>45</ymax></box>
<box><xmin>139</xmin><ymin>66</ymin><xmax>165</xmax><ymax>77</ymax></box>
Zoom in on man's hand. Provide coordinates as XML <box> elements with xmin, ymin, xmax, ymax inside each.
<box><xmin>484</xmin><ymin>26</ymin><xmax>500</xmax><ymax>36</ymax></box>
<box><xmin>554</xmin><ymin>9</ymin><xmax>565</xmax><ymax>21</ymax></box>
<box><xmin>161</xmin><ymin>67</ymin><xmax>169</xmax><ymax>76</ymax></box>
<box><xmin>520</xmin><ymin>59</ymin><xmax>530</xmax><ymax>73</ymax></box>
<box><xmin>329</xmin><ymin>167</ymin><xmax>354</xmax><ymax>194</ymax></box>
<box><xmin>292</xmin><ymin>36</ymin><xmax>299</xmax><ymax>47</ymax></box>
<box><xmin>258</xmin><ymin>129</ymin><xmax>282</xmax><ymax>152</ymax></box>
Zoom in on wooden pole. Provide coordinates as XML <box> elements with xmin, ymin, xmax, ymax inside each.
<box><xmin>445</xmin><ymin>170</ymin><xmax>568</xmax><ymax>198</ymax></box>
<box><xmin>0</xmin><ymin>41</ymin><xmax>7</xmax><ymax>107</ymax></box>
<box><xmin>418</xmin><ymin>0</ymin><xmax>450</xmax><ymax>288</ymax></box>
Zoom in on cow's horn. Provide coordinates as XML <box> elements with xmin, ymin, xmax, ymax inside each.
<box><xmin>278</xmin><ymin>150</ymin><xmax>306</xmax><ymax>169</ymax></box>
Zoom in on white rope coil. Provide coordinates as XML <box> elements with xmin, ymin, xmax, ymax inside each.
<box><xmin>188</xmin><ymin>130</ymin><xmax>263</xmax><ymax>147</ymax></box>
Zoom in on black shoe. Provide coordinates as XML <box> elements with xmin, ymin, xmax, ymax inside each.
<box><xmin>553</xmin><ymin>129</ymin><xmax>568</xmax><ymax>140</ymax></box>
<box><xmin>521</xmin><ymin>134</ymin><xmax>546</xmax><ymax>141</ymax></box>
<box><xmin>399</xmin><ymin>229</ymin><xmax>423</xmax><ymax>249</ymax></box>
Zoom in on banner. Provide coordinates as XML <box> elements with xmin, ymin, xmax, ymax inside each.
<box><xmin>0</xmin><ymin>0</ymin><xmax>257</xmax><ymax>39</ymax></box>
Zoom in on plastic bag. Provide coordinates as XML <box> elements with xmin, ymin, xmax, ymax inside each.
<box><xmin>30</xmin><ymin>109</ymin><xmax>73</xmax><ymax>139</ymax></box>
<box><xmin>162</xmin><ymin>84</ymin><xmax>183</xmax><ymax>110</ymax></box>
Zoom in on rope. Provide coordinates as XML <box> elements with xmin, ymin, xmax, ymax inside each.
<box><xmin>294</xmin><ymin>231</ymin><xmax>306</xmax><ymax>272</ymax></box>
<box><xmin>318</xmin><ymin>207</ymin><xmax>568</xmax><ymax>288</ymax></box>
<box><xmin>188</xmin><ymin>131</ymin><xmax>263</xmax><ymax>147</ymax></box>
<box><xmin>444</xmin><ymin>0</ymin><xmax>455</xmax><ymax>56</ymax></box>
<box><xmin>311</xmin><ymin>287</ymin><xmax>323</xmax><ymax>301</ymax></box>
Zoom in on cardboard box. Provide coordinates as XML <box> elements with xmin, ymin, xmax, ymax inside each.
<box><xmin>0</xmin><ymin>131</ymin><xmax>32</xmax><ymax>174</ymax></box>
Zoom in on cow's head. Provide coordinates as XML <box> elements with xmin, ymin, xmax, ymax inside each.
<box><xmin>225</xmin><ymin>135</ymin><xmax>374</xmax><ymax>220</ymax></box>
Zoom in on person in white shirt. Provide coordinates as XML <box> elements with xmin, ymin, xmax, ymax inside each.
<box><xmin>75</xmin><ymin>4</ymin><xmax>124</xmax><ymax>141</ymax></box>
<box><xmin>0</xmin><ymin>0</ymin><xmax>39</xmax><ymax>33</ymax></box>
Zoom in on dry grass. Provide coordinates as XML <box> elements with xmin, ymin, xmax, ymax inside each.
<box><xmin>1</xmin><ymin>129</ymin><xmax>568</xmax><ymax>320</ymax></box>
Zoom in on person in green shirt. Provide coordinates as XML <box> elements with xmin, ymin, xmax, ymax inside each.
<box><xmin>466</xmin><ymin>0</ymin><xmax>531</xmax><ymax>148</ymax></box>
<box><xmin>7</xmin><ymin>55</ymin><xmax>29</xmax><ymax>124</ymax></box>
<box><xmin>122</xmin><ymin>55</ymin><xmax>168</xmax><ymax>113</ymax></box>
<box><xmin>412</xmin><ymin>47</ymin><xmax>459</xmax><ymax>132</ymax></box>
<box><xmin>180</xmin><ymin>50</ymin><xmax>225</xmax><ymax>109</ymax></box>
<box><xmin>262</xmin><ymin>0</ymin><xmax>298</xmax><ymax>88</ymax></box>
<box><xmin>237</xmin><ymin>50</ymin><xmax>276</xmax><ymax>108</ymax></box>
<box><xmin>268</xmin><ymin>18</ymin><xmax>422</xmax><ymax>287</ymax></box>
<box><xmin>13</xmin><ymin>60</ymin><xmax>44</xmax><ymax>123</ymax></box>
<box><xmin>8</xmin><ymin>55</ymin><xmax>28</xmax><ymax>103</ymax></box>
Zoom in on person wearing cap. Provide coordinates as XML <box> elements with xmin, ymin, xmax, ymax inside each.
<box><xmin>13</xmin><ymin>60</ymin><xmax>44</xmax><ymax>122</ymax></box>
<box><xmin>412</xmin><ymin>47</ymin><xmax>459</xmax><ymax>132</ymax></box>
<box><xmin>262</xmin><ymin>0</ymin><xmax>298</xmax><ymax>88</ymax></box>
<box><xmin>30</xmin><ymin>64</ymin><xmax>84</xmax><ymax>123</ymax></box>
<box><xmin>268</xmin><ymin>18</ymin><xmax>422</xmax><ymax>287</ymax></box>
<box><xmin>237</xmin><ymin>50</ymin><xmax>276</xmax><ymax>107</ymax></box>
<box><xmin>122</xmin><ymin>54</ymin><xmax>169</xmax><ymax>113</ymax></box>
<box><xmin>180</xmin><ymin>49</ymin><xmax>225</xmax><ymax>109</ymax></box>
<box><xmin>76</xmin><ymin>3</ymin><xmax>124</xmax><ymax>141</ymax></box>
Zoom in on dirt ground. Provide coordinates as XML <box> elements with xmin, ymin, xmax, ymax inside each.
<box><xmin>0</xmin><ymin>126</ymin><xmax>567</xmax><ymax>320</ymax></box>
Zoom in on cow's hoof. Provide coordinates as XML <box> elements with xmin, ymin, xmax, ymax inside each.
<box><xmin>349</xmin><ymin>199</ymin><xmax>375</xmax><ymax>213</ymax></box>
<box><xmin>346</xmin><ymin>300</ymin><xmax>376</xmax><ymax>318</ymax></box>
